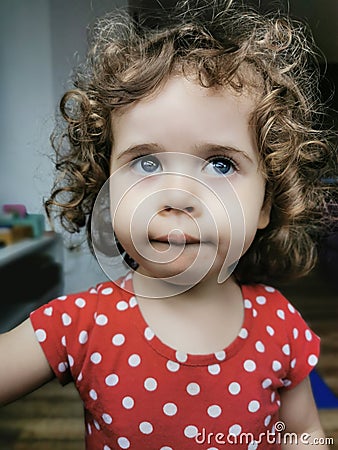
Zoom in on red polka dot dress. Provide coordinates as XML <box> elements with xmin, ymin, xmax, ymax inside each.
<box><xmin>30</xmin><ymin>273</ymin><xmax>320</xmax><ymax>450</ymax></box>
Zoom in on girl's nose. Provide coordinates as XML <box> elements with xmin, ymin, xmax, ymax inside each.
<box><xmin>157</xmin><ymin>187</ymin><xmax>201</xmax><ymax>218</ymax></box>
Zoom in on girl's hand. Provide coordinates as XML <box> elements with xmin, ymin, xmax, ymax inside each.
<box><xmin>0</xmin><ymin>318</ymin><xmax>54</xmax><ymax>406</ymax></box>
<box><xmin>279</xmin><ymin>376</ymin><xmax>329</xmax><ymax>449</ymax></box>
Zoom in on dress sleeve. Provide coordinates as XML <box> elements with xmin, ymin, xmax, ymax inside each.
<box><xmin>281</xmin><ymin>299</ymin><xmax>320</xmax><ymax>390</ymax></box>
<box><xmin>30</xmin><ymin>287</ymin><xmax>98</xmax><ymax>385</ymax></box>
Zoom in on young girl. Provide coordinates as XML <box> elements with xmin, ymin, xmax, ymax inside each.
<box><xmin>1</xmin><ymin>0</ymin><xmax>337</xmax><ymax>449</ymax></box>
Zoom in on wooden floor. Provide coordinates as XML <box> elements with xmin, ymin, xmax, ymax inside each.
<box><xmin>0</xmin><ymin>268</ymin><xmax>337</xmax><ymax>449</ymax></box>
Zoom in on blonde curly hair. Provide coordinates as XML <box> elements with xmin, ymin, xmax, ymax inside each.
<box><xmin>46</xmin><ymin>0</ymin><xmax>337</xmax><ymax>284</ymax></box>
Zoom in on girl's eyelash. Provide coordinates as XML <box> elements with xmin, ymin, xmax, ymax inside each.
<box><xmin>207</xmin><ymin>154</ymin><xmax>239</xmax><ymax>171</ymax></box>
<box><xmin>127</xmin><ymin>152</ymin><xmax>240</xmax><ymax>172</ymax></box>
<box><xmin>129</xmin><ymin>152</ymin><xmax>153</xmax><ymax>162</ymax></box>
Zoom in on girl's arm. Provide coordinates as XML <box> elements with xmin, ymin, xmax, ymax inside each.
<box><xmin>279</xmin><ymin>376</ymin><xmax>329</xmax><ymax>449</ymax></box>
<box><xmin>0</xmin><ymin>318</ymin><xmax>54</xmax><ymax>406</ymax></box>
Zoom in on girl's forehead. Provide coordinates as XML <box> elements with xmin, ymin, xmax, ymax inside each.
<box><xmin>113</xmin><ymin>74</ymin><xmax>258</xmax><ymax>120</ymax></box>
<box><xmin>111</xmin><ymin>75</ymin><xmax>260</xmax><ymax>165</ymax></box>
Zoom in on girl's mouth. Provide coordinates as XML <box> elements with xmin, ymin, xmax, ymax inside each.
<box><xmin>150</xmin><ymin>232</ymin><xmax>200</xmax><ymax>246</ymax></box>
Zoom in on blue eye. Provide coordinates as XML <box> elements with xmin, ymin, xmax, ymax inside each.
<box><xmin>132</xmin><ymin>155</ymin><xmax>162</xmax><ymax>174</ymax></box>
<box><xmin>204</xmin><ymin>157</ymin><xmax>236</xmax><ymax>176</ymax></box>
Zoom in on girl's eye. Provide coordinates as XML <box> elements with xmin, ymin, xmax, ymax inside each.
<box><xmin>132</xmin><ymin>155</ymin><xmax>162</xmax><ymax>174</ymax></box>
<box><xmin>204</xmin><ymin>157</ymin><xmax>237</xmax><ymax>176</ymax></box>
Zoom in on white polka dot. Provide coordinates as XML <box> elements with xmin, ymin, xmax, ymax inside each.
<box><xmin>228</xmin><ymin>382</ymin><xmax>241</xmax><ymax>395</ymax></box>
<box><xmin>252</xmin><ymin>308</ymin><xmax>258</xmax><ymax>318</ymax></box>
<box><xmin>264</xmin><ymin>415</ymin><xmax>272</xmax><ymax>426</ymax></box>
<box><xmin>139</xmin><ymin>421</ymin><xmax>153</xmax><ymax>434</ymax></box>
<box><xmin>207</xmin><ymin>404</ymin><xmax>222</xmax><ymax>418</ymax></box>
<box><xmin>89</xmin><ymin>389</ymin><xmax>97</xmax><ymax>400</ymax></box>
<box><xmin>117</xmin><ymin>437</ymin><xmax>130</xmax><ymax>449</ymax></box>
<box><xmin>95</xmin><ymin>314</ymin><xmax>108</xmax><ymax>326</ymax></box>
<box><xmin>228</xmin><ymin>424</ymin><xmax>242</xmax><ymax>436</ymax></box>
<box><xmin>244</xmin><ymin>299</ymin><xmax>252</xmax><ymax>309</ymax></box>
<box><xmin>116</xmin><ymin>301</ymin><xmax>128</xmax><ymax>311</ymax></box>
<box><xmin>102</xmin><ymin>287</ymin><xmax>113</xmax><ymax>295</ymax></box>
<box><xmin>163</xmin><ymin>402</ymin><xmax>178</xmax><ymax>416</ymax></box>
<box><xmin>184</xmin><ymin>425</ymin><xmax>198</xmax><ymax>438</ymax></box>
<box><xmin>102</xmin><ymin>413</ymin><xmax>113</xmax><ymax>424</ymax></box>
<box><xmin>215</xmin><ymin>351</ymin><xmax>226</xmax><ymax>361</ymax></box>
<box><xmin>264</xmin><ymin>286</ymin><xmax>275</xmax><ymax>292</ymax></box>
<box><xmin>87</xmin><ymin>422</ymin><xmax>92</xmax><ymax>435</ymax></box>
<box><xmin>35</xmin><ymin>329</ymin><xmax>47</xmax><ymax>343</ymax></box>
<box><xmin>79</xmin><ymin>330</ymin><xmax>88</xmax><ymax>344</ymax></box>
<box><xmin>90</xmin><ymin>352</ymin><xmax>102</xmax><ymax>364</ymax></box>
<box><xmin>277</xmin><ymin>309</ymin><xmax>285</xmax><ymax>320</ymax></box>
<box><xmin>160</xmin><ymin>447</ymin><xmax>173</xmax><ymax>450</ymax></box>
<box><xmin>166</xmin><ymin>360</ymin><xmax>180</xmax><ymax>372</ymax></box>
<box><xmin>266</xmin><ymin>325</ymin><xmax>275</xmax><ymax>336</ymax></box>
<box><xmin>144</xmin><ymin>377</ymin><xmax>157</xmax><ymax>391</ymax></box>
<box><xmin>75</xmin><ymin>297</ymin><xmax>86</xmax><ymax>308</ymax></box>
<box><xmin>272</xmin><ymin>360</ymin><xmax>282</xmax><ymax>371</ymax></box>
<box><xmin>77</xmin><ymin>372</ymin><xmax>83</xmax><ymax>382</ymax></box>
<box><xmin>105</xmin><ymin>374</ymin><xmax>119</xmax><ymax>386</ymax></box>
<box><xmin>176</xmin><ymin>351</ymin><xmax>188</xmax><ymax>363</ymax></box>
<box><xmin>186</xmin><ymin>382</ymin><xmax>200</xmax><ymax>396</ymax></box>
<box><xmin>248</xmin><ymin>440</ymin><xmax>258</xmax><ymax>450</ymax></box>
<box><xmin>68</xmin><ymin>354</ymin><xmax>74</xmax><ymax>367</ymax></box>
<box><xmin>282</xmin><ymin>344</ymin><xmax>290</xmax><ymax>355</ymax></box>
<box><xmin>262</xmin><ymin>378</ymin><xmax>272</xmax><ymax>389</ymax></box>
<box><xmin>58</xmin><ymin>362</ymin><xmax>68</xmax><ymax>372</ymax></box>
<box><xmin>255</xmin><ymin>341</ymin><xmax>265</xmax><ymax>353</ymax></box>
<box><xmin>288</xmin><ymin>303</ymin><xmax>295</xmax><ymax>313</ymax></box>
<box><xmin>305</xmin><ymin>329</ymin><xmax>313</xmax><ymax>341</ymax></box>
<box><xmin>243</xmin><ymin>360</ymin><xmax>256</xmax><ymax>372</ymax></box>
<box><xmin>256</xmin><ymin>295</ymin><xmax>266</xmax><ymax>305</ymax></box>
<box><xmin>208</xmin><ymin>364</ymin><xmax>221</xmax><ymax>375</ymax></box>
<box><xmin>248</xmin><ymin>400</ymin><xmax>260</xmax><ymax>412</ymax></box>
<box><xmin>308</xmin><ymin>354</ymin><xmax>318</xmax><ymax>366</ymax></box>
<box><xmin>62</xmin><ymin>313</ymin><xmax>72</xmax><ymax>326</ymax></box>
<box><xmin>144</xmin><ymin>327</ymin><xmax>155</xmax><ymax>340</ymax></box>
<box><xmin>290</xmin><ymin>358</ymin><xmax>297</xmax><ymax>369</ymax></box>
<box><xmin>271</xmin><ymin>392</ymin><xmax>276</xmax><ymax>403</ymax></box>
<box><xmin>129</xmin><ymin>296</ymin><xmax>137</xmax><ymax>307</ymax></box>
<box><xmin>122</xmin><ymin>396</ymin><xmax>134</xmax><ymax>409</ymax></box>
<box><xmin>293</xmin><ymin>328</ymin><xmax>299</xmax><ymax>339</ymax></box>
<box><xmin>283</xmin><ymin>379</ymin><xmax>292</xmax><ymax>387</ymax></box>
<box><xmin>128</xmin><ymin>354</ymin><xmax>141</xmax><ymax>367</ymax></box>
<box><xmin>57</xmin><ymin>295</ymin><xmax>67</xmax><ymax>300</ymax></box>
<box><xmin>44</xmin><ymin>307</ymin><xmax>53</xmax><ymax>316</ymax></box>
<box><xmin>104</xmin><ymin>446</ymin><xmax>111</xmax><ymax>450</ymax></box>
<box><xmin>239</xmin><ymin>328</ymin><xmax>248</xmax><ymax>339</ymax></box>
<box><xmin>89</xmin><ymin>288</ymin><xmax>97</xmax><ymax>294</ymax></box>
<box><xmin>94</xmin><ymin>419</ymin><xmax>100</xmax><ymax>430</ymax></box>
<box><xmin>61</xmin><ymin>336</ymin><xmax>66</xmax><ymax>347</ymax></box>
<box><xmin>112</xmin><ymin>333</ymin><xmax>125</xmax><ymax>346</ymax></box>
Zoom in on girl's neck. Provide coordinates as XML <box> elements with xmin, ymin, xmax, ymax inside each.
<box><xmin>132</xmin><ymin>268</ymin><xmax>240</xmax><ymax>306</ymax></box>
<box><xmin>132</xmin><ymin>270</ymin><xmax>245</xmax><ymax>355</ymax></box>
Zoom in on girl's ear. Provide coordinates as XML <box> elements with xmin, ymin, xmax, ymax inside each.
<box><xmin>258</xmin><ymin>199</ymin><xmax>271</xmax><ymax>230</ymax></box>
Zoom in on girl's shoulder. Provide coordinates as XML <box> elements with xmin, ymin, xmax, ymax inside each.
<box><xmin>240</xmin><ymin>282</ymin><xmax>311</xmax><ymax>331</ymax></box>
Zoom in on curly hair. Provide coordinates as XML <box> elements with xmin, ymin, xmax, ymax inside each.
<box><xmin>46</xmin><ymin>0</ymin><xmax>337</xmax><ymax>285</ymax></box>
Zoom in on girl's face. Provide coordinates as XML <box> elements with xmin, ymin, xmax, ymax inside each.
<box><xmin>109</xmin><ymin>76</ymin><xmax>270</xmax><ymax>286</ymax></box>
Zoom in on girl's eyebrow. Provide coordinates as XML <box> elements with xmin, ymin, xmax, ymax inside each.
<box><xmin>115</xmin><ymin>143</ymin><xmax>162</xmax><ymax>160</ymax></box>
<box><xmin>196</xmin><ymin>143</ymin><xmax>254</xmax><ymax>163</ymax></box>
<box><xmin>115</xmin><ymin>143</ymin><xmax>254</xmax><ymax>163</ymax></box>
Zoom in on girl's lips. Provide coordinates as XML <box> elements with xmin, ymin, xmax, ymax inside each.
<box><xmin>151</xmin><ymin>233</ymin><xmax>200</xmax><ymax>245</ymax></box>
